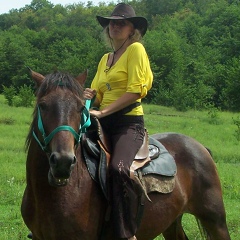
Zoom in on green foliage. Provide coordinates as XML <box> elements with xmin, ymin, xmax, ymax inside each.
<box><xmin>0</xmin><ymin>0</ymin><xmax>240</xmax><ymax>111</ymax></box>
<box><xmin>2</xmin><ymin>85</ymin><xmax>16</xmax><ymax>106</ymax></box>
<box><xmin>15</xmin><ymin>85</ymin><xmax>35</xmax><ymax>107</ymax></box>
<box><xmin>2</xmin><ymin>84</ymin><xmax>34</xmax><ymax>107</ymax></box>
<box><xmin>205</xmin><ymin>104</ymin><xmax>222</xmax><ymax>125</ymax></box>
<box><xmin>222</xmin><ymin>58</ymin><xmax>240</xmax><ymax>111</ymax></box>
<box><xmin>232</xmin><ymin>116</ymin><xmax>240</xmax><ymax>142</ymax></box>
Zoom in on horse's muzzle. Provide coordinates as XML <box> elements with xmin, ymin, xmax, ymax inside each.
<box><xmin>48</xmin><ymin>152</ymin><xmax>76</xmax><ymax>187</ymax></box>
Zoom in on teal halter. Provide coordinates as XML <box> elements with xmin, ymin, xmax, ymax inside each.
<box><xmin>33</xmin><ymin>99</ymin><xmax>92</xmax><ymax>152</ymax></box>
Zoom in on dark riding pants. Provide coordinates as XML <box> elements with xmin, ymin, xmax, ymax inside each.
<box><xmin>100</xmin><ymin>114</ymin><xmax>145</xmax><ymax>239</ymax></box>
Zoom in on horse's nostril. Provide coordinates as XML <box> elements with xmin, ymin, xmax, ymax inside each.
<box><xmin>72</xmin><ymin>156</ymin><xmax>77</xmax><ymax>165</ymax></box>
<box><xmin>49</xmin><ymin>153</ymin><xmax>57</xmax><ymax>166</ymax></box>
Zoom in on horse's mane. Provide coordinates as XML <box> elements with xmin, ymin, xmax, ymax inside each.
<box><xmin>36</xmin><ymin>71</ymin><xmax>84</xmax><ymax>99</ymax></box>
<box><xmin>25</xmin><ymin>71</ymin><xmax>85</xmax><ymax>151</ymax></box>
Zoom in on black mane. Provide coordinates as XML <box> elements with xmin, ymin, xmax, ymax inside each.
<box><xmin>36</xmin><ymin>71</ymin><xmax>84</xmax><ymax>99</ymax></box>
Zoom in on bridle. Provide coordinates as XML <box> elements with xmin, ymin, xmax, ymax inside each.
<box><xmin>33</xmin><ymin>99</ymin><xmax>92</xmax><ymax>152</ymax></box>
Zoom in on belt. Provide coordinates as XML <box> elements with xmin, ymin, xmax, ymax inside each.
<box><xmin>116</xmin><ymin>102</ymin><xmax>141</xmax><ymax>116</ymax></box>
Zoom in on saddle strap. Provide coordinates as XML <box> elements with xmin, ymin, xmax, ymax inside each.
<box><xmin>135</xmin><ymin>129</ymin><xmax>149</xmax><ymax>160</ymax></box>
<box><xmin>130</xmin><ymin>129</ymin><xmax>151</xmax><ymax>174</ymax></box>
<box><xmin>96</xmin><ymin>118</ymin><xmax>111</xmax><ymax>153</ymax></box>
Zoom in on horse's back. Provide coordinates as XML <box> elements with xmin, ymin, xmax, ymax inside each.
<box><xmin>138</xmin><ymin>132</ymin><xmax>230</xmax><ymax>240</ymax></box>
<box><xmin>151</xmin><ymin>132</ymin><xmax>216</xmax><ymax>169</ymax></box>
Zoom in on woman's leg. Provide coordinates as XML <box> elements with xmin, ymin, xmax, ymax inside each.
<box><xmin>109</xmin><ymin>122</ymin><xmax>144</xmax><ymax>239</ymax></box>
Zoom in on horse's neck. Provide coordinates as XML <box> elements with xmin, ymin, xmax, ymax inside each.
<box><xmin>71</xmin><ymin>150</ymin><xmax>92</xmax><ymax>188</ymax></box>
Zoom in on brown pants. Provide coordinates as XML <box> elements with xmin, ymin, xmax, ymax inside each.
<box><xmin>100</xmin><ymin>115</ymin><xmax>145</xmax><ymax>238</ymax></box>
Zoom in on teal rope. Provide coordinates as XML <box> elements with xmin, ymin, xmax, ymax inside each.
<box><xmin>33</xmin><ymin>98</ymin><xmax>94</xmax><ymax>151</ymax></box>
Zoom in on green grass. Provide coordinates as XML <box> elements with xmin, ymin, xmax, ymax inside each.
<box><xmin>0</xmin><ymin>95</ymin><xmax>31</xmax><ymax>239</ymax></box>
<box><xmin>0</xmin><ymin>95</ymin><xmax>239</xmax><ymax>239</ymax></box>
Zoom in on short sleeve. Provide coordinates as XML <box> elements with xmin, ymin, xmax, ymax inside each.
<box><xmin>126</xmin><ymin>43</ymin><xmax>153</xmax><ymax>98</ymax></box>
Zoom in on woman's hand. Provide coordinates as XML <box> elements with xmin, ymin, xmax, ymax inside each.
<box><xmin>83</xmin><ymin>88</ymin><xmax>96</xmax><ymax>100</ymax></box>
<box><xmin>89</xmin><ymin>109</ymin><xmax>104</xmax><ymax>119</ymax></box>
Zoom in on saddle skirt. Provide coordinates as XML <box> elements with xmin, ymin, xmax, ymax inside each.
<box><xmin>81</xmin><ymin>117</ymin><xmax>177</xmax><ymax>200</ymax></box>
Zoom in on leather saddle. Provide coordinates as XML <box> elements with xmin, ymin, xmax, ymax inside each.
<box><xmin>81</xmin><ymin>117</ymin><xmax>177</xmax><ymax>200</ymax></box>
<box><xmin>81</xmin><ymin>117</ymin><xmax>159</xmax><ymax>168</ymax></box>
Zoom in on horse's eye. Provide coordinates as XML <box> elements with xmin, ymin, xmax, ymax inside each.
<box><xmin>38</xmin><ymin>102</ymin><xmax>48</xmax><ymax>111</ymax></box>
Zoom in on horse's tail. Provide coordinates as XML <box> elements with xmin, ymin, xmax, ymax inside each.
<box><xmin>195</xmin><ymin>217</ymin><xmax>209</xmax><ymax>239</ymax></box>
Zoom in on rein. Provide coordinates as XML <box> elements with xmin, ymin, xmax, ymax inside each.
<box><xmin>33</xmin><ymin>99</ymin><xmax>92</xmax><ymax>152</ymax></box>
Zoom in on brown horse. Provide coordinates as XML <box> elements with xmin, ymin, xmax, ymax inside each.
<box><xmin>21</xmin><ymin>70</ymin><xmax>231</xmax><ymax>240</ymax></box>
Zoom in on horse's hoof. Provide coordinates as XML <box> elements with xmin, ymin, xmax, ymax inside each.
<box><xmin>27</xmin><ymin>232</ymin><xmax>33</xmax><ymax>239</ymax></box>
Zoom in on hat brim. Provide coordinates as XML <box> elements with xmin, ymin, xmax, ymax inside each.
<box><xmin>96</xmin><ymin>15</ymin><xmax>148</xmax><ymax>36</ymax></box>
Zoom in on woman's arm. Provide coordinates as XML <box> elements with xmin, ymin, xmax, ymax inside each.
<box><xmin>90</xmin><ymin>92</ymin><xmax>140</xmax><ymax>119</ymax></box>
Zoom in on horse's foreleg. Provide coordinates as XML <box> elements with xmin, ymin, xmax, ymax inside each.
<box><xmin>162</xmin><ymin>215</ymin><xmax>189</xmax><ymax>240</ymax></box>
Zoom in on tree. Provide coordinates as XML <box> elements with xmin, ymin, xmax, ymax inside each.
<box><xmin>0</xmin><ymin>29</ymin><xmax>34</xmax><ymax>89</ymax></box>
<box><xmin>0</xmin><ymin>0</ymin><xmax>240</xmax><ymax>110</ymax></box>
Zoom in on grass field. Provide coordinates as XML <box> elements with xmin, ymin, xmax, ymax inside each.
<box><xmin>0</xmin><ymin>94</ymin><xmax>239</xmax><ymax>239</ymax></box>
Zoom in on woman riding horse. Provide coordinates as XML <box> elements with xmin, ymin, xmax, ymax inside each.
<box><xmin>84</xmin><ymin>3</ymin><xmax>153</xmax><ymax>240</ymax></box>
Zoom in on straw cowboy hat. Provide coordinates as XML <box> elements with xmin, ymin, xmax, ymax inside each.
<box><xmin>96</xmin><ymin>3</ymin><xmax>148</xmax><ymax>36</ymax></box>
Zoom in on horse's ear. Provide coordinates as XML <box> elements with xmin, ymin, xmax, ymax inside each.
<box><xmin>27</xmin><ymin>67</ymin><xmax>45</xmax><ymax>87</ymax></box>
<box><xmin>75</xmin><ymin>69</ymin><xmax>88</xmax><ymax>86</ymax></box>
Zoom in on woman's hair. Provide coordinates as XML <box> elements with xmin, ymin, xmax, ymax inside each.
<box><xmin>103</xmin><ymin>26</ymin><xmax>143</xmax><ymax>50</ymax></box>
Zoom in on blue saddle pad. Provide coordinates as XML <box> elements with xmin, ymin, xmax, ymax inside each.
<box><xmin>140</xmin><ymin>136</ymin><xmax>177</xmax><ymax>177</ymax></box>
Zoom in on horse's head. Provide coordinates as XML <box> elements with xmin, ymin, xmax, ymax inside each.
<box><xmin>27</xmin><ymin>69</ymin><xmax>89</xmax><ymax>187</ymax></box>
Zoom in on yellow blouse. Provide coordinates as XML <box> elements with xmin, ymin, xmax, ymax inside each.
<box><xmin>91</xmin><ymin>42</ymin><xmax>153</xmax><ymax>115</ymax></box>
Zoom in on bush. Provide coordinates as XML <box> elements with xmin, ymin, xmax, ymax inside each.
<box><xmin>232</xmin><ymin>116</ymin><xmax>240</xmax><ymax>142</ymax></box>
<box><xmin>2</xmin><ymin>85</ymin><xmax>16</xmax><ymax>106</ymax></box>
<box><xmin>17</xmin><ymin>85</ymin><xmax>34</xmax><ymax>107</ymax></box>
<box><xmin>206</xmin><ymin>104</ymin><xmax>222</xmax><ymax>125</ymax></box>
<box><xmin>2</xmin><ymin>84</ymin><xmax>34</xmax><ymax>107</ymax></box>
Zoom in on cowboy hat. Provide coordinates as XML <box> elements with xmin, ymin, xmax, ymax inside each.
<box><xmin>96</xmin><ymin>3</ymin><xmax>148</xmax><ymax>36</ymax></box>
